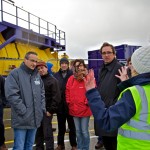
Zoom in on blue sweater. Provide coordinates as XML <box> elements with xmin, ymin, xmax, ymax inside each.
<box><xmin>86</xmin><ymin>73</ymin><xmax>150</xmax><ymax>132</ymax></box>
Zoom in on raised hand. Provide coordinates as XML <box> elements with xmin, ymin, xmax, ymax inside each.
<box><xmin>115</xmin><ymin>66</ymin><xmax>129</xmax><ymax>81</ymax></box>
<box><xmin>84</xmin><ymin>69</ymin><xmax>96</xmax><ymax>91</ymax></box>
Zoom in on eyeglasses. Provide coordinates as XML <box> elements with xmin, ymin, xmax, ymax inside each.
<box><xmin>101</xmin><ymin>51</ymin><xmax>113</xmax><ymax>56</ymax></box>
<box><xmin>28</xmin><ymin>59</ymin><xmax>38</xmax><ymax>63</ymax></box>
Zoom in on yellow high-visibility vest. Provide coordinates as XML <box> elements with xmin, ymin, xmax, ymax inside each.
<box><xmin>117</xmin><ymin>85</ymin><xmax>150</xmax><ymax>150</ymax></box>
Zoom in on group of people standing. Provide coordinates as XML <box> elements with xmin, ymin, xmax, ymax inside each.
<box><xmin>1</xmin><ymin>42</ymin><xmax>150</xmax><ymax>150</ymax></box>
<box><xmin>1</xmin><ymin>51</ymin><xmax>91</xmax><ymax>150</ymax></box>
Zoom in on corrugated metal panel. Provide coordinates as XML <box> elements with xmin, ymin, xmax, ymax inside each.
<box><xmin>5</xmin><ymin>43</ymin><xmax>19</xmax><ymax>59</ymax></box>
<box><xmin>16</xmin><ymin>43</ymin><xmax>28</xmax><ymax>59</ymax></box>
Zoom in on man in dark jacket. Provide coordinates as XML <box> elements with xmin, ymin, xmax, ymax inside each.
<box><xmin>0</xmin><ymin>75</ymin><xmax>8</xmax><ymax>150</ymax></box>
<box><xmin>5</xmin><ymin>52</ymin><xmax>46</xmax><ymax>150</ymax></box>
<box><xmin>54</xmin><ymin>57</ymin><xmax>77</xmax><ymax>150</ymax></box>
<box><xmin>95</xmin><ymin>42</ymin><xmax>122</xmax><ymax>150</ymax></box>
<box><xmin>84</xmin><ymin>45</ymin><xmax>150</xmax><ymax>150</ymax></box>
<box><xmin>35</xmin><ymin>61</ymin><xmax>61</xmax><ymax>150</ymax></box>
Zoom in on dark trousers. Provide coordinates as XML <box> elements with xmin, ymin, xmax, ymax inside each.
<box><xmin>56</xmin><ymin>112</ymin><xmax>77</xmax><ymax>147</ymax></box>
<box><xmin>0</xmin><ymin>105</ymin><xmax>5</xmax><ymax>146</ymax></box>
<box><xmin>102</xmin><ymin>136</ymin><xmax>117</xmax><ymax>150</ymax></box>
<box><xmin>98</xmin><ymin>135</ymin><xmax>103</xmax><ymax>143</ymax></box>
<box><xmin>35</xmin><ymin>114</ymin><xmax>54</xmax><ymax>150</ymax></box>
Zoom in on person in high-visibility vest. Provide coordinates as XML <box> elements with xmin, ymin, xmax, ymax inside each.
<box><xmin>84</xmin><ymin>45</ymin><xmax>150</xmax><ymax>150</ymax></box>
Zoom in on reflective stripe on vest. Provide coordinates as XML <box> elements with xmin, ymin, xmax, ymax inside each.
<box><xmin>119</xmin><ymin>128</ymin><xmax>150</xmax><ymax>140</ymax></box>
<box><xmin>118</xmin><ymin>85</ymin><xmax>150</xmax><ymax>140</ymax></box>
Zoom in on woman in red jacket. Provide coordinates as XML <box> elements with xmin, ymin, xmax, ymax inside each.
<box><xmin>66</xmin><ymin>59</ymin><xmax>92</xmax><ymax>150</ymax></box>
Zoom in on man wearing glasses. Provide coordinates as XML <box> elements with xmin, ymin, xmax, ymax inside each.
<box><xmin>5</xmin><ymin>51</ymin><xmax>46</xmax><ymax>150</ymax></box>
<box><xmin>95</xmin><ymin>42</ymin><xmax>122</xmax><ymax>150</ymax></box>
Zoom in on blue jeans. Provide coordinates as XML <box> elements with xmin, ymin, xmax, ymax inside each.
<box><xmin>13</xmin><ymin>128</ymin><xmax>37</xmax><ymax>150</ymax></box>
<box><xmin>73</xmin><ymin>117</ymin><xmax>90</xmax><ymax>150</ymax></box>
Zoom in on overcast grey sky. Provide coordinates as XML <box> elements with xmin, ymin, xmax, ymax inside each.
<box><xmin>15</xmin><ymin>0</ymin><xmax>150</xmax><ymax>59</ymax></box>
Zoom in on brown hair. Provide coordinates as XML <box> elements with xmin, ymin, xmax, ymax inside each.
<box><xmin>73</xmin><ymin>59</ymin><xmax>86</xmax><ymax>68</ymax></box>
<box><xmin>100</xmin><ymin>42</ymin><xmax>116</xmax><ymax>54</ymax></box>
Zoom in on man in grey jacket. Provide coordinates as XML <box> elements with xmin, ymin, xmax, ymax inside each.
<box><xmin>5</xmin><ymin>51</ymin><xmax>46</xmax><ymax>150</ymax></box>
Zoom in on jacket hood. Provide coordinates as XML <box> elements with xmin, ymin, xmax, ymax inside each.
<box><xmin>118</xmin><ymin>72</ymin><xmax>150</xmax><ymax>92</ymax></box>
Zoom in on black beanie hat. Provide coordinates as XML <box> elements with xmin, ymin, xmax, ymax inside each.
<box><xmin>60</xmin><ymin>57</ymin><xmax>69</xmax><ymax>65</ymax></box>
